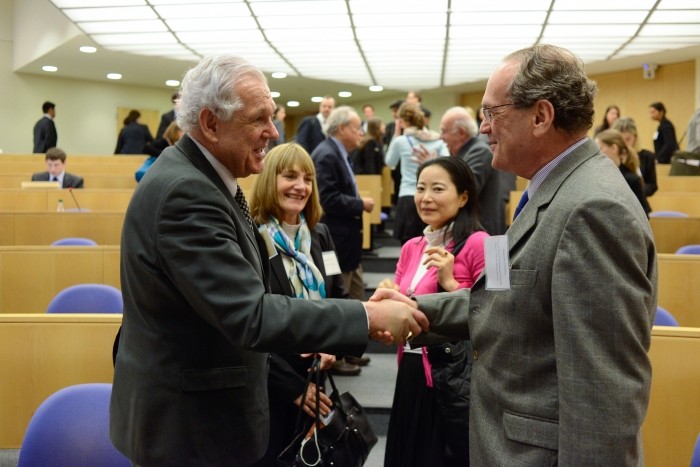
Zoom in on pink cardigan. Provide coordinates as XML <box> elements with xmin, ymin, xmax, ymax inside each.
<box><xmin>395</xmin><ymin>231</ymin><xmax>488</xmax><ymax>296</ymax></box>
<box><xmin>395</xmin><ymin>230</ymin><xmax>488</xmax><ymax>386</ymax></box>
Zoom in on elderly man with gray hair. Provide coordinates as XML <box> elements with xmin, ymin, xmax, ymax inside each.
<box><xmin>439</xmin><ymin>106</ymin><xmax>506</xmax><ymax>234</ymax></box>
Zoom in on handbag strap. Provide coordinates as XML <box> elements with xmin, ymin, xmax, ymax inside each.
<box><xmin>293</xmin><ymin>356</ymin><xmax>321</xmax><ymax>435</ymax></box>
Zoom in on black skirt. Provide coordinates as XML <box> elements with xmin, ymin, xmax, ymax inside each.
<box><xmin>384</xmin><ymin>353</ymin><xmax>447</xmax><ymax>467</ymax></box>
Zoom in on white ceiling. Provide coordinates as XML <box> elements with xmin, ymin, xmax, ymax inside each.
<box><xmin>17</xmin><ymin>0</ymin><xmax>700</xmax><ymax>114</ymax></box>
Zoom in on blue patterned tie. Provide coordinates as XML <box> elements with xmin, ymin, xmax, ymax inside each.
<box><xmin>513</xmin><ymin>190</ymin><xmax>529</xmax><ymax>220</ymax></box>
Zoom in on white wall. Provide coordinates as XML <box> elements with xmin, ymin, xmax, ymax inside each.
<box><xmin>0</xmin><ymin>0</ymin><xmax>173</xmax><ymax>155</ymax></box>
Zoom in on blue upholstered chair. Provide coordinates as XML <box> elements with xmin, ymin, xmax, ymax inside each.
<box><xmin>649</xmin><ymin>210</ymin><xmax>689</xmax><ymax>218</ymax></box>
<box><xmin>51</xmin><ymin>237</ymin><xmax>97</xmax><ymax>246</ymax></box>
<box><xmin>691</xmin><ymin>433</ymin><xmax>700</xmax><ymax>467</ymax></box>
<box><xmin>18</xmin><ymin>383</ymin><xmax>130</xmax><ymax>467</ymax></box>
<box><xmin>46</xmin><ymin>284</ymin><xmax>123</xmax><ymax>314</ymax></box>
<box><xmin>675</xmin><ymin>244</ymin><xmax>700</xmax><ymax>255</ymax></box>
<box><xmin>654</xmin><ymin>306</ymin><xmax>680</xmax><ymax>326</ymax></box>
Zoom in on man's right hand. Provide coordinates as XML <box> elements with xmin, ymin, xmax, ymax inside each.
<box><xmin>362</xmin><ymin>197</ymin><xmax>375</xmax><ymax>213</ymax></box>
<box><xmin>364</xmin><ymin>297</ymin><xmax>428</xmax><ymax>345</ymax></box>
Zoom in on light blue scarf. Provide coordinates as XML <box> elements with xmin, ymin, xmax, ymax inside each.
<box><xmin>265</xmin><ymin>214</ymin><xmax>326</xmax><ymax>300</ymax></box>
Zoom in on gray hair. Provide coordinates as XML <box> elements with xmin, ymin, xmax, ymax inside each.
<box><xmin>505</xmin><ymin>44</ymin><xmax>597</xmax><ymax>134</ymax></box>
<box><xmin>445</xmin><ymin>106</ymin><xmax>478</xmax><ymax>138</ymax></box>
<box><xmin>176</xmin><ymin>55</ymin><xmax>267</xmax><ymax>133</ymax></box>
<box><xmin>323</xmin><ymin>106</ymin><xmax>358</xmax><ymax>136</ymax></box>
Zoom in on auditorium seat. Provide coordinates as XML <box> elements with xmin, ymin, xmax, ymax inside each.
<box><xmin>46</xmin><ymin>284</ymin><xmax>123</xmax><ymax>314</ymax></box>
<box><xmin>51</xmin><ymin>237</ymin><xmax>97</xmax><ymax>246</ymax></box>
<box><xmin>654</xmin><ymin>306</ymin><xmax>680</xmax><ymax>326</ymax></box>
<box><xmin>675</xmin><ymin>244</ymin><xmax>700</xmax><ymax>255</ymax></box>
<box><xmin>649</xmin><ymin>211</ymin><xmax>689</xmax><ymax>218</ymax></box>
<box><xmin>18</xmin><ymin>383</ymin><xmax>130</xmax><ymax>467</ymax></box>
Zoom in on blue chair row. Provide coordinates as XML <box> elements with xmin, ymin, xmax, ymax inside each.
<box><xmin>18</xmin><ymin>384</ymin><xmax>129</xmax><ymax>467</ymax></box>
<box><xmin>47</xmin><ymin>284</ymin><xmax>122</xmax><ymax>314</ymax></box>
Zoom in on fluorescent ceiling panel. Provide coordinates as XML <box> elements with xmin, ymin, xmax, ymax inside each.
<box><xmin>61</xmin><ymin>6</ymin><xmax>156</xmax><ymax>21</ymax></box>
<box><xmin>640</xmin><ymin>24</ymin><xmax>700</xmax><ymax>35</ymax></box>
<box><xmin>51</xmin><ymin>0</ymin><xmax>144</xmax><ymax>7</ymax></box>
<box><xmin>449</xmin><ymin>0</ymin><xmax>552</xmax><ymax>12</ymax></box>
<box><xmin>78</xmin><ymin>20</ymin><xmax>167</xmax><ymax>34</ymax></box>
<box><xmin>166</xmin><ymin>17</ymin><xmax>259</xmax><ymax>30</ymax></box>
<box><xmin>548</xmin><ymin>10</ymin><xmax>649</xmax><ymax>23</ymax></box>
<box><xmin>92</xmin><ymin>32</ymin><xmax>177</xmax><ymax>45</ymax></box>
<box><xmin>553</xmin><ymin>0</ymin><xmax>657</xmax><ymax>10</ymax></box>
<box><xmin>176</xmin><ymin>30</ymin><xmax>265</xmax><ymax>43</ymax></box>
<box><xmin>155</xmin><ymin>3</ymin><xmax>250</xmax><ymax>18</ymax></box>
<box><xmin>352</xmin><ymin>13</ymin><xmax>445</xmax><ymax>27</ymax></box>
<box><xmin>649</xmin><ymin>11</ymin><xmax>700</xmax><ymax>22</ymax></box>
<box><xmin>450</xmin><ymin>11</ymin><xmax>547</xmax><ymax>25</ymax></box>
<box><xmin>250</xmin><ymin>1</ymin><xmax>347</xmax><ymax>16</ymax></box>
<box><xmin>657</xmin><ymin>0</ymin><xmax>700</xmax><ymax>8</ymax></box>
<box><xmin>349</xmin><ymin>0</ymin><xmax>447</xmax><ymax>14</ymax></box>
<box><xmin>257</xmin><ymin>14</ymin><xmax>350</xmax><ymax>29</ymax></box>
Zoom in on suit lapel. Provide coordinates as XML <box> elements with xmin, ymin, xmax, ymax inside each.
<box><xmin>506</xmin><ymin>139</ymin><xmax>600</xmax><ymax>257</ymax></box>
<box><xmin>175</xmin><ymin>135</ymin><xmax>267</xmax><ymax>277</ymax></box>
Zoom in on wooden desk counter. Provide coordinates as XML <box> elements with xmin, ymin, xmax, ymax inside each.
<box><xmin>643</xmin><ymin>326</ymin><xmax>700</xmax><ymax>467</ymax></box>
<box><xmin>0</xmin><ymin>212</ymin><xmax>125</xmax><ymax>246</ymax></box>
<box><xmin>650</xmin><ymin>216</ymin><xmax>700</xmax><ymax>254</ymax></box>
<box><xmin>0</xmin><ymin>188</ymin><xmax>133</xmax><ymax>212</ymax></box>
<box><xmin>0</xmin><ymin>314</ymin><xmax>121</xmax><ymax>447</ymax></box>
<box><xmin>0</xmin><ymin>246</ymin><xmax>121</xmax><ymax>313</ymax></box>
<box><xmin>0</xmin><ymin>173</ymin><xmax>137</xmax><ymax>190</ymax></box>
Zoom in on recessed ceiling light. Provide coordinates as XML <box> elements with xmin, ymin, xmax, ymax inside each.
<box><xmin>338</xmin><ymin>91</ymin><xmax>352</xmax><ymax>98</ymax></box>
<box><xmin>79</xmin><ymin>46</ymin><xmax>97</xmax><ymax>53</ymax></box>
<box><xmin>287</xmin><ymin>101</ymin><xmax>300</xmax><ymax>107</ymax></box>
<box><xmin>165</xmin><ymin>79</ymin><xmax>180</xmax><ymax>87</ymax></box>
<box><xmin>369</xmin><ymin>85</ymin><xmax>384</xmax><ymax>92</ymax></box>
<box><xmin>107</xmin><ymin>73</ymin><xmax>122</xmax><ymax>80</ymax></box>
<box><xmin>270</xmin><ymin>91</ymin><xmax>281</xmax><ymax>98</ymax></box>
<box><xmin>311</xmin><ymin>96</ymin><xmax>323</xmax><ymax>103</ymax></box>
<box><xmin>42</xmin><ymin>65</ymin><xmax>58</xmax><ymax>72</ymax></box>
<box><xmin>271</xmin><ymin>72</ymin><xmax>287</xmax><ymax>79</ymax></box>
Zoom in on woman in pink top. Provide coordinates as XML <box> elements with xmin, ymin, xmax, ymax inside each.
<box><xmin>381</xmin><ymin>156</ymin><xmax>488</xmax><ymax>467</ymax></box>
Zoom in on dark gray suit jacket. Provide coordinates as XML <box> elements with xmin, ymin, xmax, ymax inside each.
<box><xmin>312</xmin><ymin>138</ymin><xmax>364</xmax><ymax>272</ymax></box>
<box><xmin>110</xmin><ymin>135</ymin><xmax>368</xmax><ymax>466</ymax></box>
<box><xmin>414</xmin><ymin>139</ymin><xmax>657</xmax><ymax>466</ymax></box>
<box><xmin>32</xmin><ymin>116</ymin><xmax>57</xmax><ymax>153</ymax></box>
<box><xmin>31</xmin><ymin>171</ymin><xmax>84</xmax><ymax>188</ymax></box>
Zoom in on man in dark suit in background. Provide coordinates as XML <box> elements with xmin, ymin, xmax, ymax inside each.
<box><xmin>31</xmin><ymin>147</ymin><xmax>84</xmax><ymax>188</ymax></box>
<box><xmin>32</xmin><ymin>101</ymin><xmax>57</xmax><ymax>153</ymax></box>
<box><xmin>294</xmin><ymin>95</ymin><xmax>335</xmax><ymax>153</ymax></box>
<box><xmin>311</xmin><ymin>106</ymin><xmax>376</xmax><ymax>373</ymax></box>
<box><xmin>110</xmin><ymin>55</ymin><xmax>425</xmax><ymax>467</ymax></box>
<box><xmin>155</xmin><ymin>93</ymin><xmax>178</xmax><ymax>139</ymax></box>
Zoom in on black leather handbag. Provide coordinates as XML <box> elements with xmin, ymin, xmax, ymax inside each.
<box><xmin>277</xmin><ymin>357</ymin><xmax>378</xmax><ymax>467</ymax></box>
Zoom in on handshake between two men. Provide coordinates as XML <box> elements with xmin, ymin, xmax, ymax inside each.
<box><xmin>364</xmin><ymin>288</ymin><xmax>430</xmax><ymax>345</ymax></box>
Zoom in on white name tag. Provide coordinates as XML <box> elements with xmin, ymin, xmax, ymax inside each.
<box><xmin>484</xmin><ymin>235</ymin><xmax>510</xmax><ymax>290</ymax></box>
<box><xmin>322</xmin><ymin>251</ymin><xmax>342</xmax><ymax>276</ymax></box>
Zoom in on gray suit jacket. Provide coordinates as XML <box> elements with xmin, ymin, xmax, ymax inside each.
<box><xmin>110</xmin><ymin>135</ymin><xmax>368</xmax><ymax>466</ymax></box>
<box><xmin>415</xmin><ymin>139</ymin><xmax>657</xmax><ymax>466</ymax></box>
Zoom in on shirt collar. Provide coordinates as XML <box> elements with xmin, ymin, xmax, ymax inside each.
<box><xmin>190</xmin><ymin>136</ymin><xmax>239</xmax><ymax>199</ymax></box>
<box><xmin>526</xmin><ymin>137</ymin><xmax>588</xmax><ymax>198</ymax></box>
<box><xmin>330</xmin><ymin>136</ymin><xmax>349</xmax><ymax>160</ymax></box>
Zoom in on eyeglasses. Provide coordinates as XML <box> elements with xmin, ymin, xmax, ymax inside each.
<box><xmin>480</xmin><ymin>103</ymin><xmax>515</xmax><ymax>122</ymax></box>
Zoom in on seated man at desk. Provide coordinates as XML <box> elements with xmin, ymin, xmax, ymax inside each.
<box><xmin>31</xmin><ymin>147</ymin><xmax>84</xmax><ymax>188</ymax></box>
